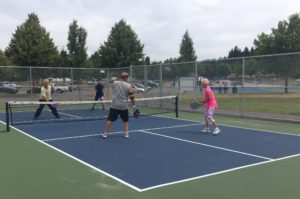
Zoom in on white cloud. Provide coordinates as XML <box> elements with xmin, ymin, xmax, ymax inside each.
<box><xmin>0</xmin><ymin>0</ymin><xmax>300</xmax><ymax>61</ymax></box>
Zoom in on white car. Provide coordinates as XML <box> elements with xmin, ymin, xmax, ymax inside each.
<box><xmin>50</xmin><ymin>83</ymin><xmax>69</xmax><ymax>93</ymax></box>
<box><xmin>131</xmin><ymin>84</ymin><xmax>144</xmax><ymax>93</ymax></box>
<box><xmin>133</xmin><ymin>83</ymin><xmax>151</xmax><ymax>91</ymax></box>
<box><xmin>2</xmin><ymin>82</ymin><xmax>21</xmax><ymax>88</ymax></box>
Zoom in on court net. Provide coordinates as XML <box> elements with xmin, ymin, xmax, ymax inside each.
<box><xmin>5</xmin><ymin>96</ymin><xmax>178</xmax><ymax>131</ymax></box>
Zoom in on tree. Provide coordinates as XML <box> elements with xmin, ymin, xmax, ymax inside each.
<box><xmin>145</xmin><ymin>56</ymin><xmax>150</xmax><ymax>65</ymax></box>
<box><xmin>228</xmin><ymin>46</ymin><xmax>243</xmax><ymax>58</ymax></box>
<box><xmin>5</xmin><ymin>13</ymin><xmax>59</xmax><ymax>67</ymax></box>
<box><xmin>243</xmin><ymin>47</ymin><xmax>250</xmax><ymax>56</ymax></box>
<box><xmin>164</xmin><ymin>57</ymin><xmax>179</xmax><ymax>64</ymax></box>
<box><xmin>67</xmin><ymin>20</ymin><xmax>88</xmax><ymax>68</ymax></box>
<box><xmin>59</xmin><ymin>48</ymin><xmax>70</xmax><ymax>67</ymax></box>
<box><xmin>96</xmin><ymin>19</ymin><xmax>144</xmax><ymax>68</ymax></box>
<box><xmin>0</xmin><ymin>50</ymin><xmax>14</xmax><ymax>81</ymax></box>
<box><xmin>250</xmin><ymin>47</ymin><xmax>255</xmax><ymax>56</ymax></box>
<box><xmin>254</xmin><ymin>13</ymin><xmax>300</xmax><ymax>93</ymax></box>
<box><xmin>178</xmin><ymin>30</ymin><xmax>197</xmax><ymax>62</ymax></box>
<box><xmin>228</xmin><ymin>46</ymin><xmax>255</xmax><ymax>58</ymax></box>
<box><xmin>89</xmin><ymin>51</ymin><xmax>102</xmax><ymax>68</ymax></box>
<box><xmin>0</xmin><ymin>50</ymin><xmax>11</xmax><ymax>65</ymax></box>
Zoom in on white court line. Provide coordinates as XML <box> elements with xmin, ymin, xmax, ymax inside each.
<box><xmin>58</xmin><ymin>111</ymin><xmax>83</xmax><ymax>118</ymax></box>
<box><xmin>139</xmin><ymin>130</ymin><xmax>273</xmax><ymax>161</ymax></box>
<box><xmin>6</xmin><ymin>108</ymin><xmax>300</xmax><ymax>137</ymax></box>
<box><xmin>0</xmin><ymin>121</ymin><xmax>142</xmax><ymax>192</ymax></box>
<box><xmin>43</xmin><ymin>131</ymin><xmax>122</xmax><ymax>142</ymax></box>
<box><xmin>141</xmin><ymin>153</ymin><xmax>300</xmax><ymax>192</ymax></box>
<box><xmin>2</xmin><ymin>120</ymin><xmax>300</xmax><ymax>192</ymax></box>
<box><xmin>42</xmin><ymin>123</ymin><xmax>200</xmax><ymax>142</ymax></box>
<box><xmin>12</xmin><ymin>111</ymin><xmax>84</xmax><ymax>124</ymax></box>
<box><xmin>151</xmin><ymin>114</ymin><xmax>300</xmax><ymax>137</ymax></box>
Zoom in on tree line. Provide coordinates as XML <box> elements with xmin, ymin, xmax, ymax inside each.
<box><xmin>1</xmin><ymin>12</ymin><xmax>300</xmax><ymax>72</ymax></box>
<box><xmin>0</xmin><ymin>13</ymin><xmax>197</xmax><ymax>69</ymax></box>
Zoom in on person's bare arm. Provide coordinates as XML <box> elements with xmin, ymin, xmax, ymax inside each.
<box><xmin>128</xmin><ymin>86</ymin><xmax>136</xmax><ymax>108</ymax></box>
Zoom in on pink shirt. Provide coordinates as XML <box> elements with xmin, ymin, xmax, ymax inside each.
<box><xmin>204</xmin><ymin>86</ymin><xmax>218</xmax><ymax>108</ymax></box>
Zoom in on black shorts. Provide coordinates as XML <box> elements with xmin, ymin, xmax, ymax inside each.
<box><xmin>94</xmin><ymin>94</ymin><xmax>103</xmax><ymax>101</ymax></box>
<box><xmin>107</xmin><ymin>108</ymin><xmax>129</xmax><ymax>122</ymax></box>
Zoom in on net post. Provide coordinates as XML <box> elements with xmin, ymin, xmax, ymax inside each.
<box><xmin>175</xmin><ymin>96</ymin><xmax>179</xmax><ymax>118</ymax></box>
<box><xmin>5</xmin><ymin>102</ymin><xmax>10</xmax><ymax>132</ymax></box>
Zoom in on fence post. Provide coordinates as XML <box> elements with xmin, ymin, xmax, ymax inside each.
<box><xmin>107</xmin><ymin>68</ymin><xmax>110</xmax><ymax>99</ymax></box>
<box><xmin>6</xmin><ymin>102</ymin><xmax>10</xmax><ymax>132</ymax></box>
<box><xmin>175</xmin><ymin>96</ymin><xmax>179</xmax><ymax>118</ymax></box>
<box><xmin>241</xmin><ymin>58</ymin><xmax>245</xmax><ymax>116</ymax></box>
<box><xmin>159</xmin><ymin>63</ymin><xmax>163</xmax><ymax>98</ymax></box>
<box><xmin>29</xmin><ymin>67</ymin><xmax>33</xmax><ymax>98</ymax></box>
<box><xmin>70</xmin><ymin>68</ymin><xmax>73</xmax><ymax>92</ymax></box>
<box><xmin>144</xmin><ymin>65</ymin><xmax>147</xmax><ymax>98</ymax></box>
<box><xmin>194</xmin><ymin>61</ymin><xmax>197</xmax><ymax>101</ymax></box>
<box><xmin>129</xmin><ymin>65</ymin><xmax>132</xmax><ymax>84</ymax></box>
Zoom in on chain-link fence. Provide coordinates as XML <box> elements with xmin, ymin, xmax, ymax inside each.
<box><xmin>1</xmin><ymin>52</ymin><xmax>300</xmax><ymax>122</ymax></box>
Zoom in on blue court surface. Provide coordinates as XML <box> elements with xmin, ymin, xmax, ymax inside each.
<box><xmin>2</xmin><ymin>110</ymin><xmax>300</xmax><ymax>192</ymax></box>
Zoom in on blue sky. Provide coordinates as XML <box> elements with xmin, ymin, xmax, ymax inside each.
<box><xmin>0</xmin><ymin>0</ymin><xmax>299</xmax><ymax>61</ymax></box>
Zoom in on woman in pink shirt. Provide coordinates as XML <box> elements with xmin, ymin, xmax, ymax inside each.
<box><xmin>199</xmin><ymin>78</ymin><xmax>221</xmax><ymax>135</ymax></box>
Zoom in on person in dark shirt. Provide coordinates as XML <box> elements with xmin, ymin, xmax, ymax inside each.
<box><xmin>91</xmin><ymin>79</ymin><xmax>104</xmax><ymax>111</ymax></box>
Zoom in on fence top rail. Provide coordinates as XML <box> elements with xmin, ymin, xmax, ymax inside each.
<box><xmin>1</xmin><ymin>51</ymin><xmax>300</xmax><ymax>70</ymax></box>
<box><xmin>201</xmin><ymin>51</ymin><xmax>300</xmax><ymax>62</ymax></box>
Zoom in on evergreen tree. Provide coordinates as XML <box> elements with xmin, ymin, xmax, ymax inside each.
<box><xmin>96</xmin><ymin>19</ymin><xmax>144</xmax><ymax>68</ymax></box>
<box><xmin>89</xmin><ymin>51</ymin><xmax>102</xmax><ymax>68</ymax></box>
<box><xmin>59</xmin><ymin>48</ymin><xmax>70</xmax><ymax>67</ymax></box>
<box><xmin>0</xmin><ymin>50</ymin><xmax>14</xmax><ymax>81</ymax></box>
<box><xmin>145</xmin><ymin>56</ymin><xmax>150</xmax><ymax>65</ymax></box>
<box><xmin>5</xmin><ymin>13</ymin><xmax>59</xmax><ymax>66</ymax></box>
<box><xmin>243</xmin><ymin>47</ymin><xmax>250</xmax><ymax>56</ymax></box>
<box><xmin>250</xmin><ymin>47</ymin><xmax>255</xmax><ymax>56</ymax></box>
<box><xmin>228</xmin><ymin>46</ymin><xmax>243</xmax><ymax>58</ymax></box>
<box><xmin>228</xmin><ymin>46</ymin><xmax>254</xmax><ymax>58</ymax></box>
<box><xmin>0</xmin><ymin>50</ymin><xmax>11</xmax><ymax>65</ymax></box>
<box><xmin>164</xmin><ymin>57</ymin><xmax>179</xmax><ymax>64</ymax></box>
<box><xmin>67</xmin><ymin>20</ymin><xmax>88</xmax><ymax>67</ymax></box>
<box><xmin>179</xmin><ymin>30</ymin><xmax>197</xmax><ymax>62</ymax></box>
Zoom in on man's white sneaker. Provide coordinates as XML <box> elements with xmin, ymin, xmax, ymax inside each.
<box><xmin>213</xmin><ymin>128</ymin><xmax>221</xmax><ymax>135</ymax></box>
<box><xmin>201</xmin><ymin>128</ymin><xmax>210</xmax><ymax>133</ymax></box>
<box><xmin>102</xmin><ymin>134</ymin><xmax>108</xmax><ymax>139</ymax></box>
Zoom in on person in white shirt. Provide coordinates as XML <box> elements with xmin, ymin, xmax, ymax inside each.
<box><xmin>102</xmin><ymin>72</ymin><xmax>136</xmax><ymax>138</ymax></box>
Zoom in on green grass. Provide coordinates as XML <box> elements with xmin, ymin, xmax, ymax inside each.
<box><xmin>220</xmin><ymin>98</ymin><xmax>300</xmax><ymax>115</ymax></box>
<box><xmin>178</xmin><ymin>111</ymin><xmax>300</xmax><ymax>135</ymax></box>
<box><xmin>1</xmin><ymin>112</ymin><xmax>300</xmax><ymax>199</ymax></box>
<box><xmin>179</xmin><ymin>93</ymin><xmax>300</xmax><ymax>115</ymax></box>
<box><xmin>0</xmin><ymin>125</ymin><xmax>136</xmax><ymax>199</ymax></box>
<box><xmin>141</xmin><ymin>156</ymin><xmax>300</xmax><ymax>199</ymax></box>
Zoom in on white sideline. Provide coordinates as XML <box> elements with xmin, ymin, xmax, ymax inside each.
<box><xmin>139</xmin><ymin>130</ymin><xmax>273</xmax><ymax>161</ymax></box>
<box><xmin>2</xmin><ymin>114</ymin><xmax>300</xmax><ymax>192</ymax></box>
<box><xmin>42</xmin><ymin>123</ymin><xmax>200</xmax><ymax>142</ymax></box>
